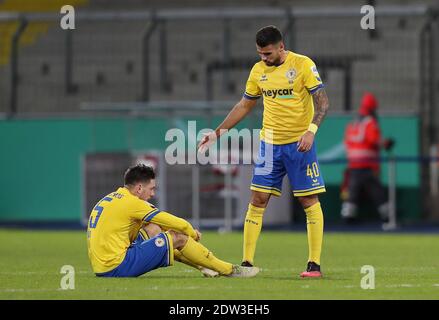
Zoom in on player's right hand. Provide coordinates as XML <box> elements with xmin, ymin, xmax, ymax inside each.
<box><xmin>297</xmin><ymin>131</ymin><xmax>315</xmax><ymax>152</ymax></box>
<box><xmin>197</xmin><ymin>131</ymin><xmax>217</xmax><ymax>154</ymax></box>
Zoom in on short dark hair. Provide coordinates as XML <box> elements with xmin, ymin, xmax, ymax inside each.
<box><xmin>256</xmin><ymin>25</ymin><xmax>283</xmax><ymax>47</ymax></box>
<box><xmin>124</xmin><ymin>164</ymin><xmax>155</xmax><ymax>185</ymax></box>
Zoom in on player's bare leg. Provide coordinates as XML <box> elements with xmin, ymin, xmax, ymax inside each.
<box><xmin>143</xmin><ymin>224</ymin><xmax>219</xmax><ymax>277</ymax></box>
<box><xmin>251</xmin><ymin>190</ymin><xmax>272</xmax><ymax>208</ymax></box>
<box><xmin>143</xmin><ymin>223</ymin><xmax>162</xmax><ymax>238</ymax></box>
<box><xmin>242</xmin><ymin>191</ymin><xmax>271</xmax><ymax>267</ymax></box>
<box><xmin>297</xmin><ymin>195</ymin><xmax>324</xmax><ymax>278</ymax></box>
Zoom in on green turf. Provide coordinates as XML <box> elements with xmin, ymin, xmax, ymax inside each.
<box><xmin>0</xmin><ymin>229</ymin><xmax>438</xmax><ymax>299</ymax></box>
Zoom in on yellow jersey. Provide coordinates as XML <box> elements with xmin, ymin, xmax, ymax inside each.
<box><xmin>87</xmin><ymin>187</ymin><xmax>160</xmax><ymax>273</ymax></box>
<box><xmin>87</xmin><ymin>187</ymin><xmax>198</xmax><ymax>274</ymax></box>
<box><xmin>244</xmin><ymin>51</ymin><xmax>324</xmax><ymax>145</ymax></box>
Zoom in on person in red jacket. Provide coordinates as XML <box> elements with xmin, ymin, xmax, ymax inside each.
<box><xmin>341</xmin><ymin>92</ymin><xmax>394</xmax><ymax>225</ymax></box>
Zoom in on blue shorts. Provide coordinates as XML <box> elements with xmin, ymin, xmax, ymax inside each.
<box><xmin>96</xmin><ymin>231</ymin><xmax>174</xmax><ymax>278</ymax></box>
<box><xmin>251</xmin><ymin>140</ymin><xmax>326</xmax><ymax>197</ymax></box>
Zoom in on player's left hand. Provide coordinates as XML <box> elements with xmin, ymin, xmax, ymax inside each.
<box><xmin>194</xmin><ymin>229</ymin><xmax>202</xmax><ymax>241</ymax></box>
<box><xmin>297</xmin><ymin>131</ymin><xmax>315</xmax><ymax>152</ymax></box>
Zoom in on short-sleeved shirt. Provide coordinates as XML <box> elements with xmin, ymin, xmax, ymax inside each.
<box><xmin>244</xmin><ymin>51</ymin><xmax>324</xmax><ymax>144</ymax></box>
<box><xmin>87</xmin><ymin>187</ymin><xmax>160</xmax><ymax>273</ymax></box>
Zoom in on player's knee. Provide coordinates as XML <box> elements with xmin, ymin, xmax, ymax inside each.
<box><xmin>168</xmin><ymin>230</ymin><xmax>188</xmax><ymax>250</ymax></box>
<box><xmin>298</xmin><ymin>195</ymin><xmax>319</xmax><ymax>209</ymax></box>
<box><xmin>251</xmin><ymin>191</ymin><xmax>270</xmax><ymax>208</ymax></box>
<box><xmin>144</xmin><ymin>223</ymin><xmax>162</xmax><ymax>238</ymax></box>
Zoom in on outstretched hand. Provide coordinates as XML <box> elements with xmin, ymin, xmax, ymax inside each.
<box><xmin>198</xmin><ymin>131</ymin><xmax>217</xmax><ymax>154</ymax></box>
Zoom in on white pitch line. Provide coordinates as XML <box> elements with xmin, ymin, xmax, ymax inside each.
<box><xmin>384</xmin><ymin>284</ymin><xmax>420</xmax><ymax>288</ymax></box>
<box><xmin>0</xmin><ymin>271</ymin><xmax>91</xmax><ymax>275</ymax></box>
<box><xmin>0</xmin><ymin>285</ymin><xmax>210</xmax><ymax>294</ymax></box>
<box><xmin>2</xmin><ymin>266</ymin><xmax>436</xmax><ymax>276</ymax></box>
<box><xmin>1</xmin><ymin>288</ymin><xmax>63</xmax><ymax>293</ymax></box>
<box><xmin>1</xmin><ymin>283</ymin><xmax>437</xmax><ymax>295</ymax></box>
<box><xmin>0</xmin><ymin>270</ymin><xmax>203</xmax><ymax>276</ymax></box>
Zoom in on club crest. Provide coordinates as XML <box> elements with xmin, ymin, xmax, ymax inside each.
<box><xmin>286</xmin><ymin>68</ymin><xmax>296</xmax><ymax>83</ymax></box>
<box><xmin>155</xmin><ymin>238</ymin><xmax>165</xmax><ymax>247</ymax></box>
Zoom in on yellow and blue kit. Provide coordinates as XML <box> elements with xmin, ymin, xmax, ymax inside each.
<box><xmin>244</xmin><ymin>51</ymin><xmax>326</xmax><ymax>197</ymax></box>
<box><xmin>87</xmin><ymin>187</ymin><xmax>198</xmax><ymax>277</ymax></box>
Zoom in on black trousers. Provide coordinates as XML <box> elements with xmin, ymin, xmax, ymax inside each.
<box><xmin>347</xmin><ymin>168</ymin><xmax>387</xmax><ymax>208</ymax></box>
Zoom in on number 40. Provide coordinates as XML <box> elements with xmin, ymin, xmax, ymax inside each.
<box><xmin>307</xmin><ymin>162</ymin><xmax>320</xmax><ymax>179</ymax></box>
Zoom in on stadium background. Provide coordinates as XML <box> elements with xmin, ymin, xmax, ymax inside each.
<box><xmin>1</xmin><ymin>0</ymin><xmax>439</xmax><ymax>301</ymax></box>
<box><xmin>1</xmin><ymin>0</ymin><xmax>438</xmax><ymax>228</ymax></box>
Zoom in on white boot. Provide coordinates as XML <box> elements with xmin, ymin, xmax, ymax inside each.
<box><xmin>227</xmin><ymin>265</ymin><xmax>260</xmax><ymax>278</ymax></box>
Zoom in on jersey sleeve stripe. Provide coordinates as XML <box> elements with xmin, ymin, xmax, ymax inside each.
<box><xmin>143</xmin><ymin>209</ymin><xmax>161</xmax><ymax>222</ymax></box>
<box><xmin>243</xmin><ymin>92</ymin><xmax>261</xmax><ymax>100</ymax></box>
<box><xmin>309</xmin><ymin>84</ymin><xmax>325</xmax><ymax>94</ymax></box>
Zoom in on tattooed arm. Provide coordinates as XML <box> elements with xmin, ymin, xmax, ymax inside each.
<box><xmin>311</xmin><ymin>88</ymin><xmax>330</xmax><ymax>127</ymax></box>
<box><xmin>297</xmin><ymin>88</ymin><xmax>330</xmax><ymax>152</ymax></box>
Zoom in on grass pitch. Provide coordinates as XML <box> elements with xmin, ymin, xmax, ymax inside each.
<box><xmin>0</xmin><ymin>229</ymin><xmax>438</xmax><ymax>300</ymax></box>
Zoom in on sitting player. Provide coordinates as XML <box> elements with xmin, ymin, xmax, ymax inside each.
<box><xmin>87</xmin><ymin>164</ymin><xmax>259</xmax><ymax>278</ymax></box>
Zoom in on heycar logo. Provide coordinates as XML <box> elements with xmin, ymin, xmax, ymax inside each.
<box><xmin>261</xmin><ymin>88</ymin><xmax>293</xmax><ymax>99</ymax></box>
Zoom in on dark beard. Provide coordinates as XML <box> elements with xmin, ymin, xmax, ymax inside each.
<box><xmin>273</xmin><ymin>58</ymin><xmax>282</xmax><ymax>66</ymax></box>
<box><xmin>264</xmin><ymin>58</ymin><xmax>281</xmax><ymax>67</ymax></box>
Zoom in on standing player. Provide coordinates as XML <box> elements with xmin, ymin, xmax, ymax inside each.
<box><xmin>87</xmin><ymin>164</ymin><xmax>259</xmax><ymax>278</ymax></box>
<box><xmin>198</xmin><ymin>26</ymin><xmax>330</xmax><ymax>278</ymax></box>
